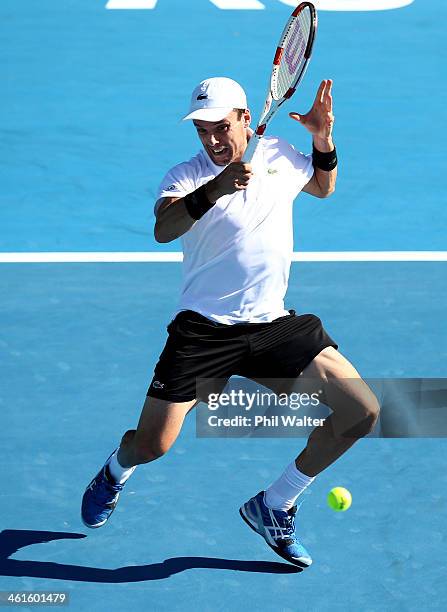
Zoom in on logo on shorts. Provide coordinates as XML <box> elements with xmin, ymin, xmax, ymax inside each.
<box><xmin>152</xmin><ymin>380</ymin><xmax>165</xmax><ymax>389</ymax></box>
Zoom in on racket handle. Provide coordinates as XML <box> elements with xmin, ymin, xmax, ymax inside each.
<box><xmin>242</xmin><ymin>132</ymin><xmax>262</xmax><ymax>163</ymax></box>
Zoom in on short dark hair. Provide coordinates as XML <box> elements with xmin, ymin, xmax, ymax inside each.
<box><xmin>233</xmin><ymin>108</ymin><xmax>245</xmax><ymax>120</ymax></box>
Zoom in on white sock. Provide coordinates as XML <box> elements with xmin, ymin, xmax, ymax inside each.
<box><xmin>107</xmin><ymin>450</ymin><xmax>136</xmax><ymax>484</ymax></box>
<box><xmin>264</xmin><ymin>461</ymin><xmax>315</xmax><ymax>511</ymax></box>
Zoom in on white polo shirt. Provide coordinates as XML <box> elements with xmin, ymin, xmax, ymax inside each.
<box><xmin>155</xmin><ymin>136</ymin><xmax>313</xmax><ymax>325</ymax></box>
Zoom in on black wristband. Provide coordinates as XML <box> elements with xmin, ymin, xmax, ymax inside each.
<box><xmin>183</xmin><ymin>184</ymin><xmax>215</xmax><ymax>221</ymax></box>
<box><xmin>312</xmin><ymin>144</ymin><xmax>338</xmax><ymax>172</ymax></box>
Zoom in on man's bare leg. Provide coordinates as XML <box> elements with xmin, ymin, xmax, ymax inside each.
<box><xmin>261</xmin><ymin>347</ymin><xmax>379</xmax><ymax>508</ymax></box>
<box><xmin>295</xmin><ymin>347</ymin><xmax>380</xmax><ymax>477</ymax></box>
<box><xmin>240</xmin><ymin>348</ymin><xmax>380</xmax><ymax>566</ymax></box>
<box><xmin>81</xmin><ymin>395</ymin><xmax>197</xmax><ymax>528</ymax></box>
<box><xmin>117</xmin><ymin>396</ymin><xmax>197</xmax><ymax>468</ymax></box>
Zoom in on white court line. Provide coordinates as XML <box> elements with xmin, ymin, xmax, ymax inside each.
<box><xmin>106</xmin><ymin>0</ymin><xmax>158</xmax><ymax>8</ymax></box>
<box><xmin>209</xmin><ymin>0</ymin><xmax>265</xmax><ymax>8</ymax></box>
<box><xmin>0</xmin><ymin>252</ymin><xmax>445</xmax><ymax>263</ymax></box>
<box><xmin>279</xmin><ymin>0</ymin><xmax>415</xmax><ymax>10</ymax></box>
<box><xmin>105</xmin><ymin>0</ymin><xmax>415</xmax><ymax>10</ymax></box>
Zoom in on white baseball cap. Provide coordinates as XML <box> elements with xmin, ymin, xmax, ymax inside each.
<box><xmin>182</xmin><ymin>77</ymin><xmax>247</xmax><ymax>122</ymax></box>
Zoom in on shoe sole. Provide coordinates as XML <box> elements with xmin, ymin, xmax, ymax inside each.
<box><xmin>239</xmin><ymin>505</ymin><xmax>311</xmax><ymax>569</ymax></box>
<box><xmin>81</xmin><ymin>514</ymin><xmax>111</xmax><ymax>529</ymax></box>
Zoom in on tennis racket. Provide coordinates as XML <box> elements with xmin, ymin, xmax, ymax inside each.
<box><xmin>242</xmin><ymin>2</ymin><xmax>317</xmax><ymax>163</ymax></box>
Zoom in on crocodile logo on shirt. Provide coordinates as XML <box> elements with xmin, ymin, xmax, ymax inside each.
<box><xmin>152</xmin><ymin>380</ymin><xmax>165</xmax><ymax>389</ymax></box>
<box><xmin>267</xmin><ymin>168</ymin><xmax>279</xmax><ymax>175</ymax></box>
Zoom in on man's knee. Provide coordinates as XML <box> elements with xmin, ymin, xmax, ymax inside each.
<box><xmin>343</xmin><ymin>396</ymin><xmax>380</xmax><ymax>439</ymax></box>
<box><xmin>132</xmin><ymin>437</ymin><xmax>171</xmax><ymax>463</ymax></box>
<box><xmin>121</xmin><ymin>429</ymin><xmax>136</xmax><ymax>446</ymax></box>
<box><xmin>120</xmin><ymin>428</ymin><xmax>171</xmax><ymax>463</ymax></box>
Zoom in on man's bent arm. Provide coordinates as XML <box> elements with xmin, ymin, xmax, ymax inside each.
<box><xmin>154</xmin><ymin>197</ymin><xmax>194</xmax><ymax>244</ymax></box>
<box><xmin>154</xmin><ymin>162</ymin><xmax>252</xmax><ymax>243</ymax></box>
<box><xmin>154</xmin><ymin>181</ymin><xmax>220</xmax><ymax>243</ymax></box>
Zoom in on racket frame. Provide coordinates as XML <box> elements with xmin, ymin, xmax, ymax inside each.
<box><xmin>242</xmin><ymin>2</ymin><xmax>317</xmax><ymax>163</ymax></box>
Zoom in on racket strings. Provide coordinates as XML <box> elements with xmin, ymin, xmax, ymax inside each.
<box><xmin>273</xmin><ymin>9</ymin><xmax>312</xmax><ymax>100</ymax></box>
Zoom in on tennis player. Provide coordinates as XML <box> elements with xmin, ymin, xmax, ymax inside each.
<box><xmin>82</xmin><ymin>77</ymin><xmax>379</xmax><ymax>568</ymax></box>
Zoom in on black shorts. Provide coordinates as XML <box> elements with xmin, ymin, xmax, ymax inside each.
<box><xmin>147</xmin><ymin>309</ymin><xmax>338</xmax><ymax>403</ymax></box>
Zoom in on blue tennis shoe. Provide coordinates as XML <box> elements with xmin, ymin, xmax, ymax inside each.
<box><xmin>240</xmin><ymin>491</ymin><xmax>312</xmax><ymax>568</ymax></box>
<box><xmin>81</xmin><ymin>451</ymin><xmax>124</xmax><ymax>529</ymax></box>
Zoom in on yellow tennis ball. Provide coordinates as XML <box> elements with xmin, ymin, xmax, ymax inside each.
<box><xmin>327</xmin><ymin>487</ymin><xmax>352</xmax><ymax>512</ymax></box>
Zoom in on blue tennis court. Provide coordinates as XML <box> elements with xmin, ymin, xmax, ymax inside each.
<box><xmin>1</xmin><ymin>1</ymin><xmax>446</xmax><ymax>610</ymax></box>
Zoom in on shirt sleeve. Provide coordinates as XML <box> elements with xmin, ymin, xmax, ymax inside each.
<box><xmin>154</xmin><ymin>161</ymin><xmax>198</xmax><ymax>216</ymax></box>
<box><xmin>287</xmin><ymin>144</ymin><xmax>314</xmax><ymax>197</ymax></box>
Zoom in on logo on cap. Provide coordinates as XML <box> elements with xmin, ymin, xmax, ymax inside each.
<box><xmin>197</xmin><ymin>94</ymin><xmax>208</xmax><ymax>100</ymax></box>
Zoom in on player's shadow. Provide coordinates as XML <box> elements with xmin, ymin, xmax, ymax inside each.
<box><xmin>0</xmin><ymin>529</ymin><xmax>302</xmax><ymax>582</ymax></box>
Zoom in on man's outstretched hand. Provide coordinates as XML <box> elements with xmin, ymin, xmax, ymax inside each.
<box><xmin>289</xmin><ymin>79</ymin><xmax>335</xmax><ymax>149</ymax></box>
